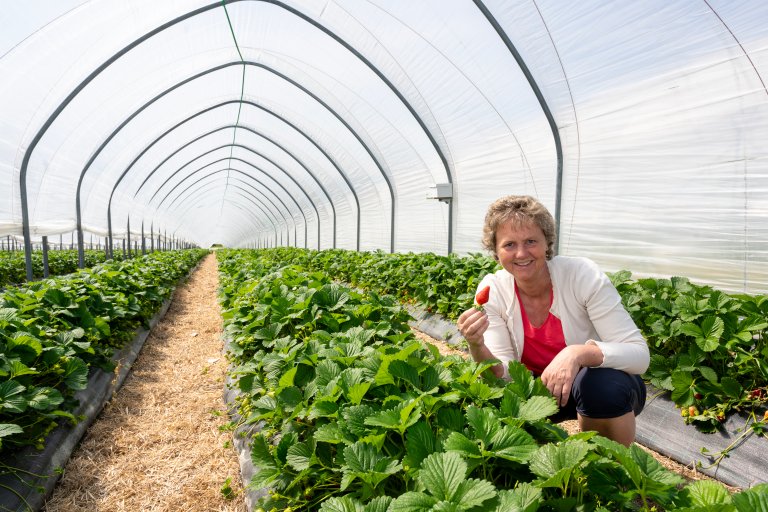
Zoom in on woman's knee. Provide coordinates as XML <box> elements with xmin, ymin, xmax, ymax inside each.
<box><xmin>572</xmin><ymin>367</ymin><xmax>646</xmax><ymax>419</ymax></box>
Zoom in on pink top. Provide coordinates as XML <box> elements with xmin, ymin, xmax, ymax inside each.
<box><xmin>517</xmin><ymin>287</ymin><xmax>567</xmax><ymax>376</ymax></box>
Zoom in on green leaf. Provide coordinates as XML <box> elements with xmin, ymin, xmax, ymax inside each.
<box><xmin>315</xmin><ymin>359</ymin><xmax>342</xmax><ymax>388</ymax></box>
<box><xmin>63</xmin><ymin>357</ymin><xmax>89</xmax><ymax>390</ymax></box>
<box><xmin>697</xmin><ymin>316</ymin><xmax>724</xmax><ymax>352</ymax></box>
<box><xmin>344</xmin><ymin>404</ymin><xmax>376</xmax><ymax>436</ymax></box>
<box><xmin>495</xmin><ymin>484</ymin><xmax>542</xmax><ymax>512</ymax></box>
<box><xmin>404</xmin><ymin>420</ymin><xmax>438</xmax><ymax>469</ymax></box>
<box><xmin>697</xmin><ymin>366</ymin><xmax>718</xmax><ymax>384</ymax></box>
<box><xmin>310</xmin><ymin>398</ymin><xmax>340</xmax><ymax>419</ymax></box>
<box><xmin>8</xmin><ymin>332</ymin><xmax>43</xmax><ymax>357</ymax></box>
<box><xmin>0</xmin><ymin>308</ymin><xmax>20</xmax><ymax>322</ymax></box>
<box><xmin>286</xmin><ymin>441</ymin><xmax>315</xmax><ymax>471</ymax></box>
<box><xmin>390</xmin><ymin>492</ymin><xmax>438</xmax><ymax>512</ymax></box>
<box><xmin>249</xmin><ymin>434</ymin><xmax>277</xmax><ymax>470</ymax></box>
<box><xmin>26</xmin><ymin>387</ymin><xmax>64</xmax><ymax>410</ymax></box>
<box><xmin>418</xmin><ymin>451</ymin><xmax>466</xmax><ymax>502</ymax></box>
<box><xmin>94</xmin><ymin>316</ymin><xmax>111</xmax><ymax>336</ymax></box>
<box><xmin>339</xmin><ymin>368</ymin><xmax>372</xmax><ymax>405</ymax></box>
<box><xmin>277</xmin><ymin>386</ymin><xmax>303</xmax><ymax>408</ymax></box>
<box><xmin>489</xmin><ymin>426</ymin><xmax>539</xmax><ymax>462</ymax></box>
<box><xmin>314</xmin><ymin>423</ymin><xmax>350</xmax><ymax>444</ymax></box>
<box><xmin>466</xmin><ymin>406</ymin><xmax>499</xmax><ymax>445</ymax></box>
<box><xmin>670</xmin><ymin>371</ymin><xmax>695</xmax><ymax>404</ymax></box>
<box><xmin>0</xmin><ymin>380</ymin><xmax>27</xmax><ymax>413</ymax></box>
<box><xmin>318</xmin><ymin>496</ymin><xmax>364</xmax><ymax>512</ymax></box>
<box><xmin>313</xmin><ymin>284</ymin><xmax>350</xmax><ymax>310</ymax></box>
<box><xmin>529</xmin><ymin>440</ymin><xmax>590</xmax><ymax>479</ymax></box>
<box><xmin>505</xmin><ymin>362</ymin><xmax>536</xmax><ymax>398</ymax></box>
<box><xmin>444</xmin><ymin>431</ymin><xmax>482</xmax><ymax>458</ymax></box>
<box><xmin>365</xmin><ymin>400</ymin><xmax>421</xmax><ymax>434</ymax></box>
<box><xmin>436</xmin><ymin>407</ymin><xmax>464</xmax><ymax>432</ymax></box>
<box><xmin>684</xmin><ymin>480</ymin><xmax>733</xmax><ymax>507</ymax></box>
<box><xmin>720</xmin><ymin>377</ymin><xmax>742</xmax><ymax>399</ymax></box>
<box><xmin>279</xmin><ymin>366</ymin><xmax>298</xmax><ymax>388</ymax></box>
<box><xmin>341</xmin><ymin>442</ymin><xmax>402</xmax><ymax>491</ymax></box>
<box><xmin>732</xmin><ymin>483</ymin><xmax>768</xmax><ymax>512</ymax></box>
<box><xmin>680</xmin><ymin>322</ymin><xmax>702</xmax><ymax>338</ymax></box>
<box><xmin>9</xmin><ymin>360</ymin><xmax>38</xmax><ymax>378</ymax></box>
<box><xmin>628</xmin><ymin>444</ymin><xmax>685</xmax><ymax>487</ymax></box>
<box><xmin>389</xmin><ymin>360</ymin><xmax>421</xmax><ymax>389</ymax></box>
<box><xmin>44</xmin><ymin>288</ymin><xmax>71</xmax><ymax>307</ymax></box>
<box><xmin>363</xmin><ymin>496</ymin><xmax>394</xmax><ymax>512</ymax></box>
<box><xmin>0</xmin><ymin>423</ymin><xmax>24</xmax><ymax>438</ymax></box>
<box><xmin>517</xmin><ymin>395</ymin><xmax>559</xmax><ymax>421</ymax></box>
<box><xmin>453</xmin><ymin>478</ymin><xmax>497</xmax><ymax>508</ymax></box>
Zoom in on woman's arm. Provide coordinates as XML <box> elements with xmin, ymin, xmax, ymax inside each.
<box><xmin>457</xmin><ymin>276</ymin><xmax>519</xmax><ymax>379</ymax></box>
<box><xmin>575</xmin><ymin>259</ymin><xmax>650</xmax><ymax>374</ymax></box>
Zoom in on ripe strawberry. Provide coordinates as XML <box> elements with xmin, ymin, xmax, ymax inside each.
<box><xmin>694</xmin><ymin>392</ymin><xmax>703</xmax><ymax>400</ymax></box>
<box><xmin>474</xmin><ymin>285</ymin><xmax>491</xmax><ymax>310</ymax></box>
<box><xmin>750</xmin><ymin>389</ymin><xmax>764</xmax><ymax>400</ymax></box>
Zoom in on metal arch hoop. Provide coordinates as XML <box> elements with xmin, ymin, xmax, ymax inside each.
<box><xmin>21</xmin><ymin>0</ymin><xmax>454</xmax><ymax>279</ymax></box>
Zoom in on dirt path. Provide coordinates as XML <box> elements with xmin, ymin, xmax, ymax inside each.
<box><xmin>43</xmin><ymin>253</ymin><xmax>246</xmax><ymax>512</ymax></box>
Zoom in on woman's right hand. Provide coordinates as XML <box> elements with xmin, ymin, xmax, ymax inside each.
<box><xmin>457</xmin><ymin>308</ymin><xmax>490</xmax><ymax>347</ymax></box>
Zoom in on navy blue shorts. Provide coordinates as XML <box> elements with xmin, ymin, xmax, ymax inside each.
<box><xmin>550</xmin><ymin>367</ymin><xmax>646</xmax><ymax>421</ymax></box>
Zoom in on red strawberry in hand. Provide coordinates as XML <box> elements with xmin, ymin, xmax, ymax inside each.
<box><xmin>474</xmin><ymin>285</ymin><xmax>490</xmax><ymax>311</ymax></box>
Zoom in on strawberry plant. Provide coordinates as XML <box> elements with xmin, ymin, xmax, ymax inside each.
<box><xmin>0</xmin><ymin>249</ymin><xmax>123</xmax><ymax>288</ymax></box>
<box><xmin>220</xmin><ymin>249</ymin><xmax>768</xmax><ymax>511</ymax></box>
<box><xmin>0</xmin><ymin>250</ymin><xmax>205</xmax><ymax>456</ymax></box>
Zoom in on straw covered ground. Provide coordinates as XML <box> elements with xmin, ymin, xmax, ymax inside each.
<box><xmin>43</xmin><ymin>253</ymin><xmax>246</xmax><ymax>512</ymax></box>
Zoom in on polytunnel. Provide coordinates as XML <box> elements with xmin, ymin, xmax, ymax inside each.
<box><xmin>2</xmin><ymin>0</ymin><xmax>768</xmax><ymax>293</ymax></box>
<box><xmin>3</xmin><ymin>3</ymin><xmax>768</xmax><ymax>510</ymax></box>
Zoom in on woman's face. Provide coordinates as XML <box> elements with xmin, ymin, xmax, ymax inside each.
<box><xmin>494</xmin><ymin>219</ymin><xmax>549</xmax><ymax>284</ymax></box>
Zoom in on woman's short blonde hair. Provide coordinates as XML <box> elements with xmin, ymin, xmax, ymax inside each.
<box><xmin>481</xmin><ymin>195</ymin><xmax>557</xmax><ymax>260</ymax></box>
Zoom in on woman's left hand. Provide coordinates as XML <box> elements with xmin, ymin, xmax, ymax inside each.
<box><xmin>540</xmin><ymin>346</ymin><xmax>581</xmax><ymax>407</ymax></box>
<box><xmin>541</xmin><ymin>344</ymin><xmax>604</xmax><ymax>407</ymax></box>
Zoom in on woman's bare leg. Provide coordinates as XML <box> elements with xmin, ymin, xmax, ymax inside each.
<box><xmin>578</xmin><ymin>411</ymin><xmax>636</xmax><ymax>447</ymax></box>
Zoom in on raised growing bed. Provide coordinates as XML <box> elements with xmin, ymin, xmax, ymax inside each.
<box><xmin>0</xmin><ymin>296</ymin><xmax>173</xmax><ymax>512</ymax></box>
<box><xmin>408</xmin><ymin>303</ymin><xmax>767</xmax><ymax>490</ymax></box>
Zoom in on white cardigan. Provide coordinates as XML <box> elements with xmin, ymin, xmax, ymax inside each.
<box><xmin>477</xmin><ymin>256</ymin><xmax>650</xmax><ymax>379</ymax></box>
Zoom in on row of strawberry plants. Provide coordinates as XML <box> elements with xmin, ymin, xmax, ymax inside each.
<box><xmin>609</xmin><ymin>272</ymin><xmax>767</xmax><ymax>431</ymax></box>
<box><xmin>218</xmin><ymin>249</ymin><xmax>767</xmax><ymax>511</ymax></box>
<box><xmin>260</xmin><ymin>247</ymin><xmax>767</xmax><ymax>433</ymax></box>
<box><xmin>0</xmin><ymin>249</ymin><xmax>206</xmax><ymax>456</ymax></box>
<box><xmin>0</xmin><ymin>249</ymin><xmax>126</xmax><ymax>288</ymax></box>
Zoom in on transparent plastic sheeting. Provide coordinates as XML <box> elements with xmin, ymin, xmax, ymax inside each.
<box><xmin>0</xmin><ymin>1</ymin><xmax>766</xmax><ymax>294</ymax></box>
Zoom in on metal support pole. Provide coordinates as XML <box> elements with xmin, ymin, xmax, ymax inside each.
<box><xmin>126</xmin><ymin>217</ymin><xmax>132</xmax><ymax>258</ymax></box>
<box><xmin>42</xmin><ymin>236</ymin><xmax>49</xmax><ymax>278</ymax></box>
